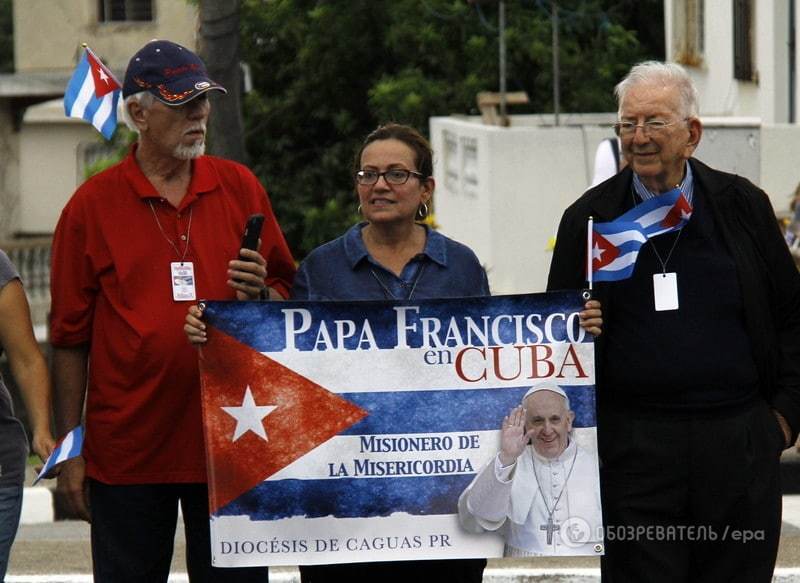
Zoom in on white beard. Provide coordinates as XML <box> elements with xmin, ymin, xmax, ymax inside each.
<box><xmin>173</xmin><ymin>141</ymin><xmax>206</xmax><ymax>160</ymax></box>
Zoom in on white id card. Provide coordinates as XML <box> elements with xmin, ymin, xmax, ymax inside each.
<box><xmin>171</xmin><ymin>262</ymin><xmax>196</xmax><ymax>301</ymax></box>
<box><xmin>653</xmin><ymin>272</ymin><xmax>679</xmax><ymax>311</ymax></box>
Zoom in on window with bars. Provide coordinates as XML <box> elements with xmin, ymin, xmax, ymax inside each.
<box><xmin>98</xmin><ymin>0</ymin><xmax>153</xmax><ymax>22</ymax></box>
<box><xmin>673</xmin><ymin>0</ymin><xmax>704</xmax><ymax>67</ymax></box>
<box><xmin>733</xmin><ymin>0</ymin><xmax>756</xmax><ymax>81</ymax></box>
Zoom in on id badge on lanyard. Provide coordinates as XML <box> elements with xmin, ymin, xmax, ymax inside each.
<box><xmin>653</xmin><ymin>272</ymin><xmax>679</xmax><ymax>311</ymax></box>
<box><xmin>171</xmin><ymin>262</ymin><xmax>196</xmax><ymax>301</ymax></box>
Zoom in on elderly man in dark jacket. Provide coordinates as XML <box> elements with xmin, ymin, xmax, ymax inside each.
<box><xmin>548</xmin><ymin>61</ymin><xmax>800</xmax><ymax>583</ymax></box>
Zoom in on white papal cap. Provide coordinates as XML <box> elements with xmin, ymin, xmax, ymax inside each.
<box><xmin>522</xmin><ymin>385</ymin><xmax>570</xmax><ymax>409</ymax></box>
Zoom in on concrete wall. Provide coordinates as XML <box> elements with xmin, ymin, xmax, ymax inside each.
<box><xmin>19</xmin><ymin>100</ymin><xmax>99</xmax><ymax>234</ymax></box>
<box><xmin>431</xmin><ymin>118</ymin><xmax>590</xmax><ymax>295</ymax></box>
<box><xmin>431</xmin><ymin>115</ymin><xmax>800</xmax><ymax>295</ymax></box>
<box><xmin>761</xmin><ymin>125</ymin><xmax>800</xmax><ymax>206</ymax></box>
<box><xmin>14</xmin><ymin>0</ymin><xmax>198</xmax><ymax>73</ymax></box>
<box><xmin>693</xmin><ymin>118</ymin><xmax>760</xmax><ymax>186</ymax></box>
<box><xmin>0</xmin><ymin>102</ymin><xmax>20</xmax><ymax>240</ymax></box>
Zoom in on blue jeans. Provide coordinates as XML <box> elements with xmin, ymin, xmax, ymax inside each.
<box><xmin>0</xmin><ymin>485</ymin><xmax>23</xmax><ymax>582</ymax></box>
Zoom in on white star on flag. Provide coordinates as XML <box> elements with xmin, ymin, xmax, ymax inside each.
<box><xmin>97</xmin><ymin>67</ymin><xmax>109</xmax><ymax>84</ymax></box>
<box><xmin>680</xmin><ymin>209</ymin><xmax>691</xmax><ymax>220</ymax></box>
<box><xmin>593</xmin><ymin>242</ymin><xmax>605</xmax><ymax>261</ymax></box>
<box><xmin>222</xmin><ymin>386</ymin><xmax>277</xmax><ymax>442</ymax></box>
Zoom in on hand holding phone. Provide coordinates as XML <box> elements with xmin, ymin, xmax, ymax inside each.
<box><xmin>239</xmin><ymin>214</ymin><xmax>265</xmax><ymax>258</ymax></box>
<box><xmin>233</xmin><ymin>214</ymin><xmax>266</xmax><ymax>293</ymax></box>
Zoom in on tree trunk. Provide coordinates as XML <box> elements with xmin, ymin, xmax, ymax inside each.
<box><xmin>198</xmin><ymin>0</ymin><xmax>247</xmax><ymax>164</ymax></box>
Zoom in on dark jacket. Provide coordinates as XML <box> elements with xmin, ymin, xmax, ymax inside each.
<box><xmin>547</xmin><ymin>158</ymin><xmax>800</xmax><ymax>438</ymax></box>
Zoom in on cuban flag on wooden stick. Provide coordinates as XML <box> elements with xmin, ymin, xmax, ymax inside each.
<box><xmin>33</xmin><ymin>426</ymin><xmax>84</xmax><ymax>485</ymax></box>
<box><xmin>587</xmin><ymin>188</ymin><xmax>692</xmax><ymax>284</ymax></box>
<box><xmin>64</xmin><ymin>45</ymin><xmax>120</xmax><ymax>140</ymax></box>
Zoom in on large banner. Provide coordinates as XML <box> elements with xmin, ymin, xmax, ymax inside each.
<box><xmin>199</xmin><ymin>291</ymin><xmax>601</xmax><ymax>567</ymax></box>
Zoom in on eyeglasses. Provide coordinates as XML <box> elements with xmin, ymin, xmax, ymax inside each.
<box><xmin>613</xmin><ymin>118</ymin><xmax>688</xmax><ymax>137</ymax></box>
<box><xmin>355</xmin><ymin>169</ymin><xmax>425</xmax><ymax>185</ymax></box>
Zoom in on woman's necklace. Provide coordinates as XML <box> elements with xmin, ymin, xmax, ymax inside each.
<box><xmin>370</xmin><ymin>263</ymin><xmax>427</xmax><ymax>300</ymax></box>
<box><xmin>363</xmin><ymin>224</ymin><xmax>427</xmax><ymax>300</ymax></box>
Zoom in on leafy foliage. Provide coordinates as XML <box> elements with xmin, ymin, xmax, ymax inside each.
<box><xmin>83</xmin><ymin>129</ymin><xmax>137</xmax><ymax>179</ymax></box>
<box><xmin>241</xmin><ymin>0</ymin><xmax>662</xmax><ymax>260</ymax></box>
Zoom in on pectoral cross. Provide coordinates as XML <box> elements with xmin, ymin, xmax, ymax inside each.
<box><xmin>540</xmin><ymin>516</ymin><xmax>560</xmax><ymax>545</ymax></box>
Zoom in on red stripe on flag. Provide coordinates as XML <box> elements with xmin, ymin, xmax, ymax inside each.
<box><xmin>86</xmin><ymin>50</ymin><xmax>120</xmax><ymax>98</ymax></box>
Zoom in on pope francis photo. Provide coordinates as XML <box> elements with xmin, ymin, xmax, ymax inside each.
<box><xmin>458</xmin><ymin>385</ymin><xmax>603</xmax><ymax>556</ymax></box>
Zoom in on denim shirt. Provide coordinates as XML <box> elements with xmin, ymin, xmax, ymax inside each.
<box><xmin>291</xmin><ymin>223</ymin><xmax>490</xmax><ymax>301</ymax></box>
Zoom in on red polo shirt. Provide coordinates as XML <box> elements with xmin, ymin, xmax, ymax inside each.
<box><xmin>50</xmin><ymin>148</ymin><xmax>295</xmax><ymax>484</ymax></box>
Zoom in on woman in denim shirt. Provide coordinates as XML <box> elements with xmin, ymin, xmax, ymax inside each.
<box><xmin>292</xmin><ymin>124</ymin><xmax>489</xmax><ymax>304</ymax></box>
<box><xmin>293</xmin><ymin>124</ymin><xmax>489</xmax><ymax>582</ymax></box>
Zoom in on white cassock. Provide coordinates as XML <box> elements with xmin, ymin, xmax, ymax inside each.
<box><xmin>458</xmin><ymin>439</ymin><xmax>603</xmax><ymax>556</ymax></box>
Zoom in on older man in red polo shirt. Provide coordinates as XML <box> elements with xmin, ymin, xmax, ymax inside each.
<box><xmin>50</xmin><ymin>40</ymin><xmax>295</xmax><ymax>582</ymax></box>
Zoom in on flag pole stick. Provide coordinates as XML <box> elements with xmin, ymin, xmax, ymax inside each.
<box><xmin>586</xmin><ymin>216</ymin><xmax>593</xmax><ymax>291</ymax></box>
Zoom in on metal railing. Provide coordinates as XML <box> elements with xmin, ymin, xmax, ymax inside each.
<box><xmin>2</xmin><ymin>238</ymin><xmax>52</xmax><ymax>340</ymax></box>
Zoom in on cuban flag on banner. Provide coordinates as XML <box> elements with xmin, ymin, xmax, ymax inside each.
<box><xmin>64</xmin><ymin>46</ymin><xmax>120</xmax><ymax>140</ymax></box>
<box><xmin>199</xmin><ymin>292</ymin><xmax>600</xmax><ymax>566</ymax></box>
<box><xmin>33</xmin><ymin>426</ymin><xmax>84</xmax><ymax>485</ymax></box>
<box><xmin>590</xmin><ymin>188</ymin><xmax>692</xmax><ymax>282</ymax></box>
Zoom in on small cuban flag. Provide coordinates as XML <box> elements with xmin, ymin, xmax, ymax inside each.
<box><xmin>590</xmin><ymin>219</ymin><xmax>648</xmax><ymax>282</ymax></box>
<box><xmin>587</xmin><ymin>188</ymin><xmax>693</xmax><ymax>284</ymax></box>
<box><xmin>64</xmin><ymin>45</ymin><xmax>121</xmax><ymax>140</ymax></box>
<box><xmin>33</xmin><ymin>426</ymin><xmax>84</xmax><ymax>485</ymax></box>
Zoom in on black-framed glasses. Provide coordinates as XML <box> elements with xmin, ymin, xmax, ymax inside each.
<box><xmin>355</xmin><ymin>168</ymin><xmax>425</xmax><ymax>185</ymax></box>
<box><xmin>612</xmin><ymin>118</ymin><xmax>689</xmax><ymax>137</ymax></box>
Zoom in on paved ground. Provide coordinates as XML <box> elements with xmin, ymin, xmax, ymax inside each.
<box><xmin>10</xmin><ymin>451</ymin><xmax>800</xmax><ymax>582</ymax></box>
<box><xmin>9</xmin><ymin>511</ymin><xmax>800</xmax><ymax>582</ymax></box>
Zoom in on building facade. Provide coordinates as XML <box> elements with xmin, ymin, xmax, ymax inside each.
<box><xmin>665</xmin><ymin>0</ymin><xmax>799</xmax><ymax>123</ymax></box>
<box><xmin>2</xmin><ymin>0</ymin><xmax>198</xmax><ymax>239</ymax></box>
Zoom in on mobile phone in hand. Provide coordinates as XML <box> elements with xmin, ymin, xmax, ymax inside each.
<box><xmin>234</xmin><ymin>214</ymin><xmax>265</xmax><ymax>286</ymax></box>
<box><xmin>239</xmin><ymin>214</ymin><xmax>265</xmax><ymax>258</ymax></box>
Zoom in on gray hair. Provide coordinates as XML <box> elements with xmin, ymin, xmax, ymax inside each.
<box><xmin>120</xmin><ymin>91</ymin><xmax>155</xmax><ymax>132</ymax></box>
<box><xmin>615</xmin><ymin>61</ymin><xmax>699</xmax><ymax>119</ymax></box>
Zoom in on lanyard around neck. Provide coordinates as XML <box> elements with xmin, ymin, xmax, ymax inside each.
<box><xmin>148</xmin><ymin>201</ymin><xmax>193</xmax><ymax>263</ymax></box>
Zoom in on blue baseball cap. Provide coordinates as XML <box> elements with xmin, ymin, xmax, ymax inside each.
<box><xmin>123</xmin><ymin>40</ymin><xmax>226</xmax><ymax>105</ymax></box>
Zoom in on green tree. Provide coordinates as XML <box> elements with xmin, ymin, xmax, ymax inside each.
<box><xmin>240</xmin><ymin>0</ymin><xmax>662</xmax><ymax>259</ymax></box>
